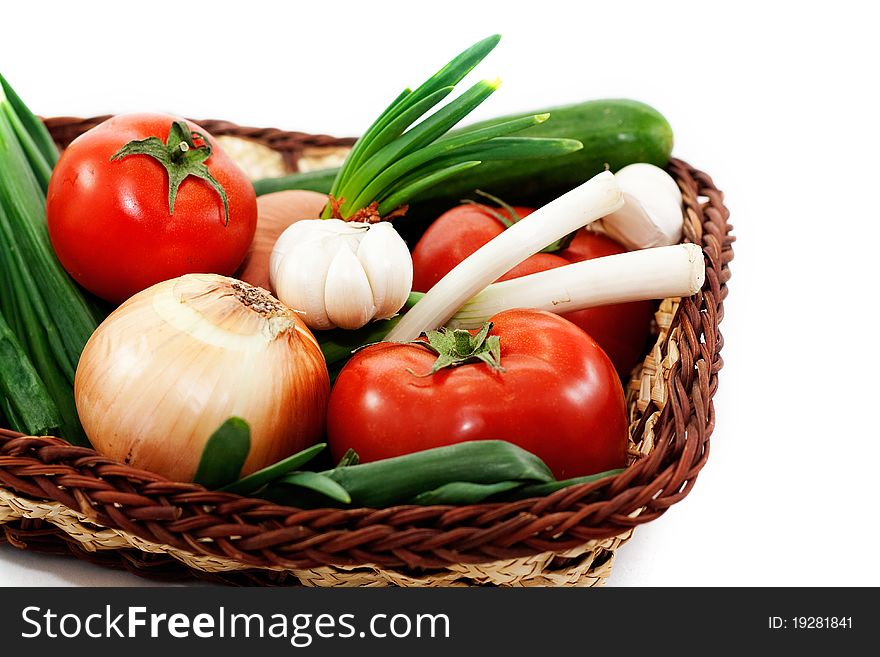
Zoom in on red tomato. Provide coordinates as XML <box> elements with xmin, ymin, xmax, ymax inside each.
<box><xmin>411</xmin><ymin>203</ymin><xmax>655</xmax><ymax>377</ymax></box>
<box><xmin>411</xmin><ymin>202</ymin><xmax>535</xmax><ymax>292</ymax></box>
<box><xmin>327</xmin><ymin>309</ymin><xmax>628</xmax><ymax>479</ymax></box>
<box><xmin>47</xmin><ymin>113</ymin><xmax>257</xmax><ymax>303</ymax></box>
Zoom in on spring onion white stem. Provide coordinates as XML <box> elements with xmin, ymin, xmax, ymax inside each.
<box><xmin>385</xmin><ymin>171</ymin><xmax>624</xmax><ymax>341</ymax></box>
<box><xmin>446</xmin><ymin>243</ymin><xmax>705</xmax><ymax>329</ymax></box>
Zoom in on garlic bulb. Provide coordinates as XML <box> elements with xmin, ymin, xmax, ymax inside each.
<box><xmin>75</xmin><ymin>274</ymin><xmax>329</xmax><ymax>483</ymax></box>
<box><xmin>270</xmin><ymin>219</ymin><xmax>413</xmax><ymax>330</ymax></box>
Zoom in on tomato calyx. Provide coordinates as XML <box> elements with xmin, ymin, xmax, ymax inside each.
<box><xmin>408</xmin><ymin>322</ymin><xmax>504</xmax><ymax>376</ymax></box>
<box><xmin>461</xmin><ymin>189</ymin><xmax>520</xmax><ymax>228</ymax></box>
<box><xmin>462</xmin><ymin>190</ymin><xmax>574</xmax><ymax>253</ymax></box>
<box><xmin>110</xmin><ymin>120</ymin><xmax>230</xmax><ymax>226</ymax></box>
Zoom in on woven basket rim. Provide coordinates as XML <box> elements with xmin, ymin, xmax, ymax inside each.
<box><xmin>0</xmin><ymin>116</ymin><xmax>734</xmax><ymax>577</ymax></box>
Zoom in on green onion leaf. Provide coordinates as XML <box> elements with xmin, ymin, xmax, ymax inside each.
<box><xmin>377</xmin><ymin>160</ymin><xmax>482</xmax><ymax>215</ymax></box>
<box><xmin>324</xmin><ymin>36</ymin><xmax>575</xmax><ymax>220</ymax></box>
<box><xmin>332</xmin><ymin>34</ymin><xmax>501</xmax><ymax>195</ymax></box>
<box><xmin>347</xmin><ymin>114</ymin><xmax>552</xmax><ymax>211</ymax></box>
<box><xmin>276</xmin><ymin>471</ymin><xmax>352</xmax><ymax>504</ymax></box>
<box><xmin>336</xmin><ymin>78</ymin><xmax>499</xmax><ymax>216</ymax></box>
<box><xmin>0</xmin><ymin>73</ymin><xmax>59</xmax><ymax>178</ymax></box>
<box><xmin>452</xmin><ymin>136</ymin><xmax>584</xmax><ymax>161</ymax></box>
<box><xmin>336</xmin><ymin>448</ymin><xmax>360</xmax><ymax>468</ymax></box>
<box><xmin>193</xmin><ymin>417</ymin><xmax>251</xmax><ymax>490</ymax></box>
<box><xmin>0</xmin><ymin>102</ymin><xmax>54</xmax><ymax>192</ymax></box>
<box><xmin>324</xmin><ymin>440</ymin><xmax>553</xmax><ymax>508</ymax></box>
<box><xmin>0</xmin><ymin>310</ymin><xmax>60</xmax><ymax>436</ymax></box>
<box><xmin>508</xmin><ymin>469</ymin><xmax>625</xmax><ymax>499</ymax></box>
<box><xmin>218</xmin><ymin>442</ymin><xmax>327</xmax><ymax>495</ymax></box>
<box><xmin>409</xmin><ymin>480</ymin><xmax>523</xmax><ymax>505</ymax></box>
<box><xmin>0</xmin><ymin>76</ymin><xmax>103</xmax><ymax>444</ymax></box>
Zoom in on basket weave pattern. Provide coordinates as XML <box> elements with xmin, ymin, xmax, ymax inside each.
<box><xmin>0</xmin><ymin>118</ymin><xmax>733</xmax><ymax>586</ymax></box>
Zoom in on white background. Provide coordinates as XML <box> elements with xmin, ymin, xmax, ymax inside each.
<box><xmin>1</xmin><ymin>0</ymin><xmax>877</xmax><ymax>586</ymax></box>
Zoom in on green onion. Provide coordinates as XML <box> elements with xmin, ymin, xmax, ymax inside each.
<box><xmin>192</xmin><ymin>417</ymin><xmax>251</xmax><ymax>490</ymax></box>
<box><xmin>447</xmin><ymin>243</ymin><xmax>706</xmax><ymax>330</ymax></box>
<box><xmin>274</xmin><ymin>471</ymin><xmax>352</xmax><ymax>504</ymax></box>
<box><xmin>321</xmin><ymin>35</ymin><xmax>581</xmax><ymax>220</ymax></box>
<box><xmin>385</xmin><ymin>171</ymin><xmax>625</xmax><ymax>341</ymax></box>
<box><xmin>218</xmin><ymin>443</ymin><xmax>327</xmax><ymax>495</ymax></box>
<box><xmin>331</xmin><ymin>35</ymin><xmax>500</xmax><ymax>194</ymax></box>
<box><xmin>322</xmin><ymin>440</ymin><xmax>553</xmax><ymax>508</ymax></box>
<box><xmin>0</xmin><ymin>73</ymin><xmax>58</xmax><ymax>192</ymax></box>
<box><xmin>409</xmin><ymin>480</ymin><xmax>522</xmax><ymax>505</ymax></box>
<box><xmin>507</xmin><ymin>469</ymin><xmax>624</xmax><ymax>499</ymax></box>
<box><xmin>0</xmin><ymin>74</ymin><xmax>100</xmax><ymax>444</ymax></box>
<box><xmin>0</xmin><ymin>309</ymin><xmax>60</xmax><ymax>435</ymax></box>
<box><xmin>232</xmin><ymin>439</ymin><xmax>622</xmax><ymax>509</ymax></box>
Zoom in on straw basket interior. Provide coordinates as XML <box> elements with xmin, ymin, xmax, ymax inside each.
<box><xmin>0</xmin><ymin>118</ymin><xmax>733</xmax><ymax>586</ymax></box>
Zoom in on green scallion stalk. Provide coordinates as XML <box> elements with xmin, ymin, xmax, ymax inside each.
<box><xmin>331</xmin><ymin>35</ymin><xmax>500</xmax><ymax>194</ymax></box>
<box><xmin>0</xmin><ymin>309</ymin><xmax>60</xmax><ymax>436</ymax></box>
<box><xmin>321</xmin><ymin>35</ymin><xmax>582</xmax><ymax>221</ymax></box>
<box><xmin>0</xmin><ymin>74</ymin><xmax>99</xmax><ymax>444</ymax></box>
<box><xmin>0</xmin><ymin>73</ymin><xmax>58</xmax><ymax>192</ymax></box>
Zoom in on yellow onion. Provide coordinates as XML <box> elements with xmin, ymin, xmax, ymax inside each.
<box><xmin>75</xmin><ymin>273</ymin><xmax>329</xmax><ymax>482</ymax></box>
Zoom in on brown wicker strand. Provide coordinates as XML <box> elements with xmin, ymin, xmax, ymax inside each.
<box><xmin>40</xmin><ymin>116</ymin><xmax>356</xmax><ymax>172</ymax></box>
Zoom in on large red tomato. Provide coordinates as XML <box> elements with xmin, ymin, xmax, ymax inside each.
<box><xmin>327</xmin><ymin>309</ymin><xmax>628</xmax><ymax>479</ymax></box>
<box><xmin>47</xmin><ymin>113</ymin><xmax>257</xmax><ymax>303</ymax></box>
<box><xmin>411</xmin><ymin>203</ymin><xmax>655</xmax><ymax>377</ymax></box>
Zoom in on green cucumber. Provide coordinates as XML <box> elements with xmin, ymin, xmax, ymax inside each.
<box><xmin>252</xmin><ymin>98</ymin><xmax>673</xmax><ymax>205</ymax></box>
<box><xmin>252</xmin><ymin>167</ymin><xmax>337</xmax><ymax>196</ymax></box>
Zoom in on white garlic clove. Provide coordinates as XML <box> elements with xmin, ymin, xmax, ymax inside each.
<box><xmin>600</xmin><ymin>163</ymin><xmax>684</xmax><ymax>250</ymax></box>
<box><xmin>356</xmin><ymin>222</ymin><xmax>414</xmax><ymax>320</ymax></box>
<box><xmin>270</xmin><ymin>219</ymin><xmax>324</xmax><ymax>286</ymax></box>
<box><xmin>273</xmin><ymin>241</ymin><xmax>336</xmax><ymax>330</ymax></box>
<box><xmin>324</xmin><ymin>244</ymin><xmax>377</xmax><ymax>330</ymax></box>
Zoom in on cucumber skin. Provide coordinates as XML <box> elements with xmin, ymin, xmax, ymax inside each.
<box><xmin>253</xmin><ymin>167</ymin><xmax>337</xmax><ymax>196</ymax></box>
<box><xmin>435</xmin><ymin>98</ymin><xmax>674</xmax><ymax>204</ymax></box>
<box><xmin>252</xmin><ymin>99</ymin><xmax>673</xmax><ymax>205</ymax></box>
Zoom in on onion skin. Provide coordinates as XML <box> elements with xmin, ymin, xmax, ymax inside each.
<box><xmin>237</xmin><ymin>190</ymin><xmax>327</xmax><ymax>292</ymax></box>
<box><xmin>74</xmin><ymin>274</ymin><xmax>330</xmax><ymax>483</ymax></box>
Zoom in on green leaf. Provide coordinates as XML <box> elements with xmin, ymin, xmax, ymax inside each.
<box><xmin>277</xmin><ymin>471</ymin><xmax>352</xmax><ymax>504</ymax></box>
<box><xmin>329</xmin><ymin>87</ymin><xmax>454</xmax><ymax>210</ymax></box>
<box><xmin>218</xmin><ymin>442</ymin><xmax>326</xmax><ymax>495</ymax></box>
<box><xmin>378</xmin><ymin>160</ymin><xmax>482</xmax><ymax>215</ymax></box>
<box><xmin>336</xmin><ymin>448</ymin><xmax>360</xmax><ymax>468</ymax></box>
<box><xmin>372</xmin><ymin>137</ymin><xmax>579</xmax><ymax>214</ymax></box>
<box><xmin>346</xmin><ymin>114</ymin><xmax>550</xmax><ymax>211</ymax></box>
<box><xmin>339</xmin><ymin>78</ymin><xmax>499</xmax><ymax>217</ymax></box>
<box><xmin>193</xmin><ymin>417</ymin><xmax>251</xmax><ymax>490</ymax></box>
<box><xmin>452</xmin><ymin>136</ymin><xmax>583</xmax><ymax>161</ymax></box>
<box><xmin>0</xmin><ymin>310</ymin><xmax>61</xmax><ymax>436</ymax></box>
<box><xmin>409</xmin><ymin>480</ymin><xmax>522</xmax><ymax>505</ymax></box>
<box><xmin>324</xmin><ymin>440</ymin><xmax>554</xmax><ymax>508</ymax></box>
<box><xmin>0</xmin><ymin>73</ymin><xmax>59</xmax><ymax>173</ymax></box>
<box><xmin>396</xmin><ymin>34</ymin><xmax>500</xmax><ymax>118</ymax></box>
<box><xmin>332</xmin><ymin>34</ymin><xmax>500</xmax><ymax>196</ymax></box>
<box><xmin>330</xmin><ymin>88</ymin><xmax>411</xmax><ymax>196</ymax></box>
<box><xmin>0</xmin><ymin>102</ymin><xmax>53</xmax><ymax>192</ymax></box>
<box><xmin>0</xmin><ymin>200</ymin><xmax>86</xmax><ymax>443</ymax></box>
<box><xmin>508</xmin><ymin>469</ymin><xmax>625</xmax><ymax>499</ymax></box>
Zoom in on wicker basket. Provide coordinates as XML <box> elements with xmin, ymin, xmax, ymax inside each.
<box><xmin>0</xmin><ymin>117</ymin><xmax>733</xmax><ymax>586</ymax></box>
